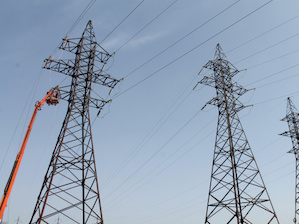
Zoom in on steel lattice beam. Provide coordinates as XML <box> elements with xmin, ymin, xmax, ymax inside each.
<box><xmin>280</xmin><ymin>97</ymin><xmax>299</xmax><ymax>224</ymax></box>
<box><xmin>29</xmin><ymin>20</ymin><xmax>119</xmax><ymax>224</ymax></box>
<box><xmin>200</xmin><ymin>44</ymin><xmax>279</xmax><ymax>224</ymax></box>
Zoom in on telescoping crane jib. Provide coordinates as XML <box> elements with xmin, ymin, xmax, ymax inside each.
<box><xmin>0</xmin><ymin>86</ymin><xmax>60</xmax><ymax>223</ymax></box>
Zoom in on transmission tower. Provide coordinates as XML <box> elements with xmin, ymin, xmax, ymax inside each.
<box><xmin>29</xmin><ymin>20</ymin><xmax>120</xmax><ymax>224</ymax></box>
<box><xmin>199</xmin><ymin>44</ymin><xmax>279</xmax><ymax>223</ymax></box>
<box><xmin>280</xmin><ymin>97</ymin><xmax>299</xmax><ymax>224</ymax></box>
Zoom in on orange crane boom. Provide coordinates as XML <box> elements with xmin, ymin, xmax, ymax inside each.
<box><xmin>0</xmin><ymin>86</ymin><xmax>60</xmax><ymax>222</ymax></box>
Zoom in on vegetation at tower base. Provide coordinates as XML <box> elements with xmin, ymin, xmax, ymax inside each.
<box><xmin>280</xmin><ymin>97</ymin><xmax>299</xmax><ymax>224</ymax></box>
<box><xmin>199</xmin><ymin>44</ymin><xmax>279</xmax><ymax>224</ymax></box>
<box><xmin>29</xmin><ymin>21</ymin><xmax>120</xmax><ymax>224</ymax></box>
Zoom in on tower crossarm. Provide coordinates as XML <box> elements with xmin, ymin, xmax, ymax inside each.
<box><xmin>231</xmin><ymin>82</ymin><xmax>248</xmax><ymax>96</ymax></box>
<box><xmin>200</xmin><ymin>75</ymin><xmax>247</xmax><ymax>96</ymax></box>
<box><xmin>280</xmin><ymin>130</ymin><xmax>296</xmax><ymax>138</ymax></box>
<box><xmin>89</xmin><ymin>97</ymin><xmax>111</xmax><ymax>115</ymax></box>
<box><xmin>60</xmin><ymin>37</ymin><xmax>111</xmax><ymax>65</ymax></box>
<box><xmin>203</xmin><ymin>58</ymin><xmax>239</xmax><ymax>78</ymax></box>
<box><xmin>44</xmin><ymin>58</ymin><xmax>75</xmax><ymax>76</ymax></box>
<box><xmin>92</xmin><ymin>71</ymin><xmax>120</xmax><ymax>88</ymax></box>
<box><xmin>200</xmin><ymin>76</ymin><xmax>247</xmax><ymax>112</ymax></box>
<box><xmin>43</xmin><ymin>59</ymin><xmax>119</xmax><ymax>89</ymax></box>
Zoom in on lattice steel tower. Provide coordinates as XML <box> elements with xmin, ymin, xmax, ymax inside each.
<box><xmin>199</xmin><ymin>44</ymin><xmax>279</xmax><ymax>223</ymax></box>
<box><xmin>280</xmin><ymin>97</ymin><xmax>299</xmax><ymax>224</ymax></box>
<box><xmin>29</xmin><ymin>21</ymin><xmax>120</xmax><ymax>224</ymax></box>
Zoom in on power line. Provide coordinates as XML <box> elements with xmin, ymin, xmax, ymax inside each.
<box><xmin>113</xmin><ymin>0</ymin><xmax>274</xmax><ymax>99</ymax></box>
<box><xmin>52</xmin><ymin>0</ymin><xmax>97</xmax><ymax>55</ymax></box>
<box><xmin>101</xmin><ymin>73</ymin><xmax>198</xmax><ymax>189</ymax></box>
<box><xmin>254</xmin><ymin>90</ymin><xmax>299</xmax><ymax>105</ymax></box>
<box><xmin>105</xmin><ymin>122</ymin><xmax>215</xmax><ymax>209</ymax></box>
<box><xmin>255</xmin><ymin>73</ymin><xmax>299</xmax><ymax>89</ymax></box>
<box><xmin>246</xmin><ymin>63</ymin><xmax>299</xmax><ymax>86</ymax></box>
<box><xmin>226</xmin><ymin>13</ymin><xmax>299</xmax><ymax>54</ymax></box>
<box><xmin>100</xmin><ymin>0</ymin><xmax>146</xmax><ymax>44</ymax></box>
<box><xmin>234</xmin><ymin>31</ymin><xmax>299</xmax><ymax>64</ymax></box>
<box><xmin>123</xmin><ymin>0</ymin><xmax>241</xmax><ymax>78</ymax></box>
<box><xmin>102</xmin><ymin>1</ymin><xmax>276</xmax><ymax>201</ymax></box>
<box><xmin>0</xmin><ymin>71</ymin><xmax>43</xmax><ymax>173</ymax></box>
<box><xmin>247</xmin><ymin>48</ymin><xmax>299</xmax><ymax>69</ymax></box>
<box><xmin>104</xmin><ymin>107</ymin><xmax>202</xmax><ymax>199</ymax></box>
<box><xmin>66</xmin><ymin>0</ymin><xmax>96</xmax><ymax>35</ymax></box>
<box><xmin>115</xmin><ymin>0</ymin><xmax>179</xmax><ymax>52</ymax></box>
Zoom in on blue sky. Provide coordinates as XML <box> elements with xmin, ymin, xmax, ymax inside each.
<box><xmin>1</xmin><ymin>0</ymin><xmax>299</xmax><ymax>223</ymax></box>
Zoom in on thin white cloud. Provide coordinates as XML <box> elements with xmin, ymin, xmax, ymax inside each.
<box><xmin>125</xmin><ymin>31</ymin><xmax>169</xmax><ymax>49</ymax></box>
<box><xmin>101</xmin><ymin>33</ymin><xmax>129</xmax><ymax>51</ymax></box>
<box><xmin>101</xmin><ymin>30</ymin><xmax>169</xmax><ymax>51</ymax></box>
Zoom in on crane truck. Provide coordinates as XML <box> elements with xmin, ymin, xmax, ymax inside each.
<box><xmin>0</xmin><ymin>86</ymin><xmax>60</xmax><ymax>223</ymax></box>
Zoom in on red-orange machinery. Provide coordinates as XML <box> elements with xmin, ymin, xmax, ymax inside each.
<box><xmin>0</xmin><ymin>86</ymin><xmax>60</xmax><ymax>222</ymax></box>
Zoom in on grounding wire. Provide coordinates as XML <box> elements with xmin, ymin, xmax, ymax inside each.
<box><xmin>115</xmin><ymin>0</ymin><xmax>179</xmax><ymax>52</ymax></box>
<box><xmin>100</xmin><ymin>0</ymin><xmax>146</xmax><ymax>45</ymax></box>
<box><xmin>122</xmin><ymin>0</ymin><xmax>241</xmax><ymax>79</ymax></box>
<box><xmin>112</xmin><ymin>0</ymin><xmax>274</xmax><ymax>99</ymax></box>
<box><xmin>226</xmin><ymin>13</ymin><xmax>299</xmax><ymax>54</ymax></box>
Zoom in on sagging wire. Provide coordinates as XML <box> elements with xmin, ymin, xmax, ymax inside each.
<box><xmin>98</xmin><ymin>100</ymin><xmax>112</xmax><ymax>119</ymax></box>
<box><xmin>109</xmin><ymin>78</ymin><xmax>124</xmax><ymax>98</ymax></box>
<box><xmin>102</xmin><ymin>52</ymin><xmax>116</xmax><ymax>72</ymax></box>
<box><xmin>236</xmin><ymin>68</ymin><xmax>247</xmax><ymax>82</ymax></box>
